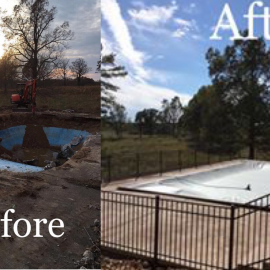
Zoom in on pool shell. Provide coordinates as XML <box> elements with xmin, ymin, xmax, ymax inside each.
<box><xmin>0</xmin><ymin>125</ymin><xmax>90</xmax><ymax>173</ymax></box>
<box><xmin>120</xmin><ymin>160</ymin><xmax>270</xmax><ymax>205</ymax></box>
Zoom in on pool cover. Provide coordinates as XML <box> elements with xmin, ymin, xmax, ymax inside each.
<box><xmin>123</xmin><ymin>160</ymin><xmax>270</xmax><ymax>204</ymax></box>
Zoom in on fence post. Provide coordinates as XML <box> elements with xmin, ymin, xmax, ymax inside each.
<box><xmin>154</xmin><ymin>196</ymin><xmax>160</xmax><ymax>267</ymax></box>
<box><xmin>207</xmin><ymin>150</ymin><xmax>210</xmax><ymax>165</ymax></box>
<box><xmin>228</xmin><ymin>205</ymin><xmax>235</xmax><ymax>270</ymax></box>
<box><xmin>178</xmin><ymin>150</ymin><xmax>182</xmax><ymax>171</ymax></box>
<box><xmin>194</xmin><ymin>150</ymin><xmax>197</xmax><ymax>168</ymax></box>
<box><xmin>107</xmin><ymin>155</ymin><xmax>112</xmax><ymax>183</ymax></box>
<box><xmin>238</xmin><ymin>150</ymin><xmax>242</xmax><ymax>159</ymax></box>
<box><xmin>136</xmin><ymin>153</ymin><xmax>140</xmax><ymax>179</ymax></box>
<box><xmin>159</xmin><ymin>151</ymin><xmax>163</xmax><ymax>176</ymax></box>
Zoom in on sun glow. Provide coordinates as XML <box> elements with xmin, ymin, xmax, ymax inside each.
<box><xmin>0</xmin><ymin>0</ymin><xmax>19</xmax><ymax>58</ymax></box>
<box><xmin>0</xmin><ymin>33</ymin><xmax>6</xmax><ymax>58</ymax></box>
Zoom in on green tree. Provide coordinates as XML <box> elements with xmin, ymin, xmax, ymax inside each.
<box><xmin>182</xmin><ymin>85</ymin><xmax>239</xmax><ymax>153</ymax></box>
<box><xmin>101</xmin><ymin>52</ymin><xmax>127</xmax><ymax>115</ymax></box>
<box><xmin>108</xmin><ymin>101</ymin><xmax>127</xmax><ymax>138</ymax></box>
<box><xmin>160</xmin><ymin>96</ymin><xmax>183</xmax><ymax>137</ymax></box>
<box><xmin>135</xmin><ymin>109</ymin><xmax>159</xmax><ymax>135</ymax></box>
<box><xmin>206</xmin><ymin>35</ymin><xmax>270</xmax><ymax>159</ymax></box>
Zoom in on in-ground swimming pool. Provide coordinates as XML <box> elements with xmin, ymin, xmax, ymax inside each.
<box><xmin>121</xmin><ymin>160</ymin><xmax>270</xmax><ymax>204</ymax></box>
<box><xmin>0</xmin><ymin>125</ymin><xmax>90</xmax><ymax>173</ymax></box>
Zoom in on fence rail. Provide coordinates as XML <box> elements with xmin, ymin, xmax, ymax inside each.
<box><xmin>101</xmin><ymin>191</ymin><xmax>270</xmax><ymax>270</ymax></box>
<box><xmin>102</xmin><ymin>149</ymin><xmax>243</xmax><ymax>183</ymax></box>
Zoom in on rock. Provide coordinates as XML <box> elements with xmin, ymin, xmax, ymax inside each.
<box><xmin>23</xmin><ymin>159</ymin><xmax>39</xmax><ymax>166</ymax></box>
<box><xmin>52</xmin><ymin>152</ymin><xmax>59</xmax><ymax>160</ymax></box>
<box><xmin>44</xmin><ymin>161</ymin><xmax>57</xmax><ymax>170</ymax></box>
<box><xmin>59</xmin><ymin>144</ymin><xmax>75</xmax><ymax>159</ymax></box>
<box><xmin>83</xmin><ymin>250</ymin><xmax>94</xmax><ymax>261</ymax></box>
<box><xmin>142</xmin><ymin>261</ymin><xmax>150</xmax><ymax>269</ymax></box>
<box><xmin>94</xmin><ymin>219</ymin><xmax>100</xmax><ymax>227</ymax></box>
<box><xmin>50</xmin><ymin>161</ymin><xmax>56</xmax><ymax>168</ymax></box>
<box><xmin>62</xmin><ymin>109</ymin><xmax>74</xmax><ymax>113</ymax></box>
<box><xmin>70</xmin><ymin>135</ymin><xmax>83</xmax><ymax>146</ymax></box>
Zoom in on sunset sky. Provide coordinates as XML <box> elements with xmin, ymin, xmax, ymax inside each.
<box><xmin>0</xmin><ymin>0</ymin><xmax>100</xmax><ymax>80</ymax></box>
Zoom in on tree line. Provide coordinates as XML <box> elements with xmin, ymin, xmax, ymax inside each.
<box><xmin>102</xmin><ymin>31</ymin><xmax>270</xmax><ymax>160</ymax></box>
<box><xmin>0</xmin><ymin>0</ymin><xmax>96</xmax><ymax>91</ymax></box>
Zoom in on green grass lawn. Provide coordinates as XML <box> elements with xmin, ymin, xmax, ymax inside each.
<box><xmin>102</xmin><ymin>134</ymin><xmax>189</xmax><ymax>155</ymax></box>
<box><xmin>102</xmin><ymin>132</ymin><xmax>239</xmax><ymax>182</ymax></box>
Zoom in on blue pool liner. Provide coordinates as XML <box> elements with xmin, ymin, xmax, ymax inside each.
<box><xmin>0</xmin><ymin>125</ymin><xmax>90</xmax><ymax>173</ymax></box>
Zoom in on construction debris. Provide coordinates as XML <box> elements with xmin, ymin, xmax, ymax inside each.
<box><xmin>57</xmin><ymin>136</ymin><xmax>84</xmax><ymax>160</ymax></box>
<box><xmin>23</xmin><ymin>159</ymin><xmax>39</xmax><ymax>166</ymax></box>
<box><xmin>62</xmin><ymin>109</ymin><xmax>75</xmax><ymax>113</ymax></box>
<box><xmin>71</xmin><ymin>135</ymin><xmax>83</xmax><ymax>146</ymax></box>
<box><xmin>74</xmin><ymin>215</ymin><xmax>100</xmax><ymax>269</ymax></box>
<box><xmin>44</xmin><ymin>161</ymin><xmax>57</xmax><ymax>170</ymax></box>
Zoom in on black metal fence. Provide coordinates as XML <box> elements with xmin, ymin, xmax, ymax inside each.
<box><xmin>101</xmin><ymin>191</ymin><xmax>270</xmax><ymax>270</ymax></box>
<box><xmin>102</xmin><ymin>149</ymin><xmax>243</xmax><ymax>183</ymax></box>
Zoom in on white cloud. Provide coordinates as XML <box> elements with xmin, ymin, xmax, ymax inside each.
<box><xmin>127</xmin><ymin>2</ymin><xmax>200</xmax><ymax>41</ymax></box>
<box><xmin>174</xmin><ymin>18</ymin><xmax>193</xmax><ymax>28</ymax></box>
<box><xmin>128</xmin><ymin>1</ymin><xmax>178</xmax><ymax>26</ymax></box>
<box><xmin>101</xmin><ymin>0</ymin><xmax>148</xmax><ymax>80</ymax></box>
<box><xmin>172</xmin><ymin>29</ymin><xmax>186</xmax><ymax>38</ymax></box>
<box><xmin>156</xmin><ymin>55</ymin><xmax>164</xmax><ymax>60</ymax></box>
<box><xmin>115</xmin><ymin>76</ymin><xmax>191</xmax><ymax>118</ymax></box>
<box><xmin>183</xmin><ymin>3</ymin><xmax>197</xmax><ymax>14</ymax></box>
<box><xmin>173</xmin><ymin>18</ymin><xmax>199</xmax><ymax>39</ymax></box>
<box><xmin>102</xmin><ymin>0</ymin><xmax>191</xmax><ymax>118</ymax></box>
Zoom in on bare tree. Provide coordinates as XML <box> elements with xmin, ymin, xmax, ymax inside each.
<box><xmin>70</xmin><ymin>58</ymin><xmax>91</xmax><ymax>86</ymax></box>
<box><xmin>0</xmin><ymin>50</ymin><xmax>17</xmax><ymax>92</ymax></box>
<box><xmin>0</xmin><ymin>0</ymin><xmax>74</xmax><ymax>80</ymax></box>
<box><xmin>53</xmin><ymin>58</ymin><xmax>69</xmax><ymax>85</ymax></box>
<box><xmin>38</xmin><ymin>61</ymin><xmax>56</xmax><ymax>81</ymax></box>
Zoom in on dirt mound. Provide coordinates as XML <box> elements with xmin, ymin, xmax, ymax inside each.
<box><xmin>22</xmin><ymin>125</ymin><xmax>50</xmax><ymax>148</ymax></box>
<box><xmin>0</xmin><ymin>145</ymin><xmax>13</xmax><ymax>158</ymax></box>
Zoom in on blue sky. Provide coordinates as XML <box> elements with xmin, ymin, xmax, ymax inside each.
<box><xmin>102</xmin><ymin>0</ymin><xmax>270</xmax><ymax>117</ymax></box>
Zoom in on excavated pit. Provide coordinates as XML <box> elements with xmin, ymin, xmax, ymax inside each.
<box><xmin>0</xmin><ymin>111</ymin><xmax>101</xmax><ymax>269</ymax></box>
<box><xmin>0</xmin><ymin>112</ymin><xmax>98</xmax><ymax>172</ymax></box>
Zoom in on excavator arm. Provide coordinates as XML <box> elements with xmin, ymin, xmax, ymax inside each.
<box><xmin>22</xmin><ymin>79</ymin><xmax>37</xmax><ymax>103</ymax></box>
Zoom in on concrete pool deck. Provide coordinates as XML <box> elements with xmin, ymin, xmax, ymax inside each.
<box><xmin>102</xmin><ymin>160</ymin><xmax>270</xmax><ymax>269</ymax></box>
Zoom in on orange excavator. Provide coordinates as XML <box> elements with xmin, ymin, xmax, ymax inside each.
<box><xmin>11</xmin><ymin>79</ymin><xmax>37</xmax><ymax>113</ymax></box>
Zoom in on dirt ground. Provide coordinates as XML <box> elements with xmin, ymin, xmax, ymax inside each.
<box><xmin>0</xmin><ymin>111</ymin><xmax>100</xmax><ymax>269</ymax></box>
